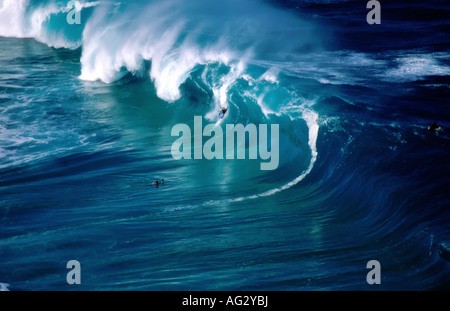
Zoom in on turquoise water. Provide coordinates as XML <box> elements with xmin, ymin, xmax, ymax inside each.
<box><xmin>0</xmin><ymin>0</ymin><xmax>449</xmax><ymax>290</ymax></box>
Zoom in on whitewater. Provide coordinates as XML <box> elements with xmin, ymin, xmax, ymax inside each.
<box><xmin>0</xmin><ymin>0</ymin><xmax>449</xmax><ymax>291</ymax></box>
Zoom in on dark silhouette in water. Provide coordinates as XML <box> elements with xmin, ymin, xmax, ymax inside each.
<box><xmin>428</xmin><ymin>122</ymin><xmax>442</xmax><ymax>132</ymax></box>
<box><xmin>152</xmin><ymin>179</ymin><xmax>165</xmax><ymax>187</ymax></box>
<box><xmin>219</xmin><ymin>107</ymin><xmax>228</xmax><ymax>119</ymax></box>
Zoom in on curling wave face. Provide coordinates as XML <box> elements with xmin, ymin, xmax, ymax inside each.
<box><xmin>0</xmin><ymin>0</ymin><xmax>449</xmax><ymax>291</ymax></box>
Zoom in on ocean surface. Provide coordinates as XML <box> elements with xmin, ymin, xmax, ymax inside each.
<box><xmin>0</xmin><ymin>0</ymin><xmax>449</xmax><ymax>290</ymax></box>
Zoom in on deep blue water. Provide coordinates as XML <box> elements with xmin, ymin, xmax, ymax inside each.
<box><xmin>0</xmin><ymin>0</ymin><xmax>449</xmax><ymax>290</ymax></box>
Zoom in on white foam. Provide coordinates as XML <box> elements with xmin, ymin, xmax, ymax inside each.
<box><xmin>204</xmin><ymin>56</ymin><xmax>248</xmax><ymax>121</ymax></box>
<box><xmin>0</xmin><ymin>283</ymin><xmax>10</xmax><ymax>291</ymax></box>
<box><xmin>383</xmin><ymin>54</ymin><xmax>450</xmax><ymax>81</ymax></box>
<box><xmin>79</xmin><ymin>2</ymin><xmax>207</xmax><ymax>101</ymax></box>
<box><xmin>0</xmin><ymin>0</ymin><xmax>28</xmax><ymax>38</ymax></box>
<box><xmin>260</xmin><ymin>68</ymin><xmax>279</xmax><ymax>84</ymax></box>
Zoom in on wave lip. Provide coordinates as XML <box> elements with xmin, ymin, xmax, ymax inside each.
<box><xmin>77</xmin><ymin>0</ymin><xmax>321</xmax><ymax>99</ymax></box>
<box><xmin>0</xmin><ymin>0</ymin><xmax>100</xmax><ymax>49</ymax></box>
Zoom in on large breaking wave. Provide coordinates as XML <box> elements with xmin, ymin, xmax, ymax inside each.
<box><xmin>0</xmin><ymin>0</ymin><xmax>325</xmax><ymax>200</ymax></box>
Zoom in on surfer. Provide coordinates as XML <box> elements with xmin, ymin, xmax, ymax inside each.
<box><xmin>219</xmin><ymin>107</ymin><xmax>228</xmax><ymax>119</ymax></box>
<box><xmin>428</xmin><ymin>122</ymin><xmax>442</xmax><ymax>132</ymax></box>
<box><xmin>152</xmin><ymin>179</ymin><xmax>164</xmax><ymax>186</ymax></box>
